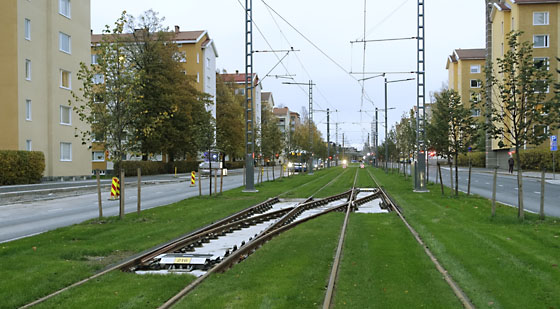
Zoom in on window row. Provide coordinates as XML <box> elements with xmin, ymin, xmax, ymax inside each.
<box><xmin>23</xmin><ymin>101</ymin><xmax>72</xmax><ymax>125</ymax></box>
<box><xmin>24</xmin><ymin>141</ymin><xmax>73</xmax><ymax>162</ymax></box>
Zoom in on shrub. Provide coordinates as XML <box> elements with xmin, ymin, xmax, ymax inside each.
<box><xmin>165</xmin><ymin>161</ymin><xmax>200</xmax><ymax>173</ymax></box>
<box><xmin>224</xmin><ymin>161</ymin><xmax>245</xmax><ymax>169</ymax></box>
<box><xmin>519</xmin><ymin>149</ymin><xmax>559</xmax><ymax>171</ymax></box>
<box><xmin>456</xmin><ymin>152</ymin><xmax>486</xmax><ymax>168</ymax></box>
<box><xmin>113</xmin><ymin>161</ymin><xmax>166</xmax><ymax>176</ymax></box>
<box><xmin>0</xmin><ymin>150</ymin><xmax>45</xmax><ymax>185</ymax></box>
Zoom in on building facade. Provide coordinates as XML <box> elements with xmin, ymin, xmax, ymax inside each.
<box><xmin>490</xmin><ymin>0</ymin><xmax>560</xmax><ymax>165</ymax></box>
<box><xmin>0</xmin><ymin>0</ymin><xmax>92</xmax><ymax>178</ymax></box>
<box><xmin>446</xmin><ymin>48</ymin><xmax>486</xmax><ymax>118</ymax></box>
<box><xmin>220</xmin><ymin>72</ymin><xmax>262</xmax><ymax>130</ymax></box>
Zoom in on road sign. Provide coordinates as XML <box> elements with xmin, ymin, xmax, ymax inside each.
<box><xmin>551</xmin><ymin>135</ymin><xmax>557</xmax><ymax>151</ymax></box>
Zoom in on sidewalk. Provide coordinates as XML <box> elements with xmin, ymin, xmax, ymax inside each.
<box><xmin>436</xmin><ymin>164</ymin><xmax>560</xmax><ymax>184</ymax></box>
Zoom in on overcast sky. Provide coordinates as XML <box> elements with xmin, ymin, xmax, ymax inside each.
<box><xmin>91</xmin><ymin>0</ymin><xmax>485</xmax><ymax>149</ymax></box>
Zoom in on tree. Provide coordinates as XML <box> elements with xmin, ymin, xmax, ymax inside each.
<box><xmin>124</xmin><ymin>10</ymin><xmax>213</xmax><ymax>161</ymax></box>
<box><xmin>484</xmin><ymin>31</ymin><xmax>559</xmax><ymax>218</ymax></box>
<box><xmin>216</xmin><ymin>75</ymin><xmax>245</xmax><ymax>162</ymax></box>
<box><xmin>71</xmin><ymin>12</ymin><xmax>143</xmax><ymax>168</ymax></box>
<box><xmin>260</xmin><ymin>108</ymin><xmax>284</xmax><ymax>167</ymax></box>
<box><xmin>434</xmin><ymin>89</ymin><xmax>478</xmax><ymax>196</ymax></box>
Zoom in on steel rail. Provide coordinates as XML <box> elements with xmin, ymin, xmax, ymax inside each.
<box><xmin>366</xmin><ymin>169</ymin><xmax>475</xmax><ymax>309</ymax></box>
<box><xmin>322</xmin><ymin>168</ymin><xmax>359</xmax><ymax>309</ymax></box>
<box><xmin>20</xmin><ymin>197</ymin><xmax>280</xmax><ymax>308</ymax></box>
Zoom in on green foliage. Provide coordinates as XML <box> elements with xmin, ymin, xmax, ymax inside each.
<box><xmin>519</xmin><ymin>149</ymin><xmax>560</xmax><ymax>171</ymax></box>
<box><xmin>216</xmin><ymin>75</ymin><xmax>245</xmax><ymax>160</ymax></box>
<box><xmin>224</xmin><ymin>161</ymin><xmax>245</xmax><ymax>170</ymax></box>
<box><xmin>395</xmin><ymin>110</ymin><xmax>416</xmax><ymax>160</ymax></box>
<box><xmin>165</xmin><ymin>161</ymin><xmax>201</xmax><ymax>174</ymax></box>
<box><xmin>456</xmin><ymin>152</ymin><xmax>486</xmax><ymax>167</ymax></box>
<box><xmin>260</xmin><ymin>108</ymin><xmax>284</xmax><ymax>163</ymax></box>
<box><xmin>114</xmin><ymin>161</ymin><xmax>166</xmax><ymax>176</ymax></box>
<box><xmin>0</xmin><ymin>150</ymin><xmax>45</xmax><ymax>185</ymax></box>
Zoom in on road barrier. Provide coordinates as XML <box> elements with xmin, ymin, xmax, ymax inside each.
<box><xmin>190</xmin><ymin>171</ymin><xmax>196</xmax><ymax>187</ymax></box>
<box><xmin>110</xmin><ymin>177</ymin><xmax>120</xmax><ymax>200</ymax></box>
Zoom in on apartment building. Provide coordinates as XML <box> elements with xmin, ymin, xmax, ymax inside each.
<box><xmin>261</xmin><ymin>92</ymin><xmax>274</xmax><ymax>119</ymax></box>
<box><xmin>490</xmin><ymin>0</ymin><xmax>560</xmax><ymax>163</ymax></box>
<box><xmin>0</xmin><ymin>0</ymin><xmax>91</xmax><ymax>178</ymax></box>
<box><xmin>220</xmin><ymin>72</ymin><xmax>262</xmax><ymax>129</ymax></box>
<box><xmin>446</xmin><ymin>48</ymin><xmax>486</xmax><ymax>118</ymax></box>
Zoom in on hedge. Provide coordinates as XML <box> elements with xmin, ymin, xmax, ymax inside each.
<box><xmin>519</xmin><ymin>149</ymin><xmax>560</xmax><ymax>171</ymax></box>
<box><xmin>0</xmin><ymin>150</ymin><xmax>45</xmax><ymax>185</ymax></box>
<box><xmin>224</xmin><ymin>161</ymin><xmax>245</xmax><ymax>169</ymax></box>
<box><xmin>113</xmin><ymin>161</ymin><xmax>201</xmax><ymax>176</ymax></box>
<box><xmin>457</xmin><ymin>152</ymin><xmax>486</xmax><ymax>168</ymax></box>
<box><xmin>166</xmin><ymin>161</ymin><xmax>200</xmax><ymax>174</ymax></box>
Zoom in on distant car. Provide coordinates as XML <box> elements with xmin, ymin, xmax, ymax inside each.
<box><xmin>293</xmin><ymin>163</ymin><xmax>307</xmax><ymax>172</ymax></box>
<box><xmin>198</xmin><ymin>161</ymin><xmax>222</xmax><ymax>175</ymax></box>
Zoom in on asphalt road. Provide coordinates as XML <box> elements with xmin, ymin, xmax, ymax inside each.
<box><xmin>388</xmin><ymin>162</ymin><xmax>560</xmax><ymax>217</ymax></box>
<box><xmin>0</xmin><ymin>168</ymin><xmax>284</xmax><ymax>243</ymax></box>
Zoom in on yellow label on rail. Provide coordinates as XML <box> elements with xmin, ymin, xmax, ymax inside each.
<box><xmin>174</xmin><ymin>257</ymin><xmax>192</xmax><ymax>264</ymax></box>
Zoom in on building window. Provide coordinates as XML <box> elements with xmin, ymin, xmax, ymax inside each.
<box><xmin>470</xmin><ymin>91</ymin><xmax>481</xmax><ymax>103</ymax></box>
<box><xmin>534</xmin><ymin>57</ymin><xmax>549</xmax><ymax>70</ymax></box>
<box><xmin>197</xmin><ymin>53</ymin><xmax>200</xmax><ymax>64</ymax></box>
<box><xmin>60</xmin><ymin>142</ymin><xmax>72</xmax><ymax>161</ymax></box>
<box><xmin>177</xmin><ymin>43</ymin><xmax>183</xmax><ymax>48</ymax></box>
<box><xmin>535</xmin><ymin>80</ymin><xmax>549</xmax><ymax>93</ymax></box>
<box><xmin>59</xmin><ymin>32</ymin><xmax>71</xmax><ymax>54</ymax></box>
<box><xmin>59</xmin><ymin>0</ymin><xmax>71</xmax><ymax>18</ymax></box>
<box><xmin>533</xmin><ymin>35</ymin><xmax>549</xmax><ymax>48</ymax></box>
<box><xmin>24</xmin><ymin>19</ymin><xmax>31</xmax><ymax>40</ymax></box>
<box><xmin>470</xmin><ymin>65</ymin><xmax>481</xmax><ymax>74</ymax></box>
<box><xmin>60</xmin><ymin>105</ymin><xmax>71</xmax><ymax>125</ymax></box>
<box><xmin>26</xmin><ymin>140</ymin><xmax>32</xmax><ymax>151</ymax></box>
<box><xmin>92</xmin><ymin>151</ymin><xmax>105</xmax><ymax>162</ymax></box>
<box><xmin>25</xmin><ymin>59</ymin><xmax>31</xmax><ymax>80</ymax></box>
<box><xmin>206</xmin><ymin>57</ymin><xmax>210</xmax><ymax>69</ymax></box>
<box><xmin>197</xmin><ymin>72</ymin><xmax>200</xmax><ymax>83</ymax></box>
<box><xmin>60</xmin><ymin>70</ymin><xmax>71</xmax><ymax>89</ymax></box>
<box><xmin>470</xmin><ymin>79</ymin><xmax>481</xmax><ymax>88</ymax></box>
<box><xmin>91</xmin><ymin>54</ymin><xmax>98</xmax><ymax>64</ymax></box>
<box><xmin>471</xmin><ymin>109</ymin><xmax>481</xmax><ymax>117</ymax></box>
<box><xmin>533</xmin><ymin>12</ymin><xmax>549</xmax><ymax>25</ymax></box>
<box><xmin>93</xmin><ymin>74</ymin><xmax>104</xmax><ymax>84</ymax></box>
<box><xmin>25</xmin><ymin>100</ymin><xmax>32</xmax><ymax>121</ymax></box>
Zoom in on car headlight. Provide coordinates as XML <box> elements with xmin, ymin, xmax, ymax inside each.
<box><xmin>288</xmin><ymin>162</ymin><xmax>293</xmax><ymax>168</ymax></box>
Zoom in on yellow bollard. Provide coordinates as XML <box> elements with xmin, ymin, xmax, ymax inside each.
<box><xmin>190</xmin><ymin>171</ymin><xmax>196</xmax><ymax>187</ymax></box>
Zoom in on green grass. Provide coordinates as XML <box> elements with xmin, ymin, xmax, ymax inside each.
<box><xmin>370</xmin><ymin>167</ymin><xmax>560</xmax><ymax>308</ymax></box>
<box><xmin>0</xmin><ymin>166</ymin><xmax>349</xmax><ymax>308</ymax></box>
<box><xmin>175</xmin><ymin>213</ymin><xmax>345</xmax><ymax>308</ymax></box>
<box><xmin>334</xmin><ymin>213</ymin><xmax>461</xmax><ymax>308</ymax></box>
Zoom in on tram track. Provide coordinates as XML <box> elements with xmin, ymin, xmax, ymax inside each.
<box><xmin>21</xmin><ymin>167</ymin><xmax>351</xmax><ymax>308</ymax></box>
<box><xmin>365</xmin><ymin>169</ymin><xmax>474</xmax><ymax>309</ymax></box>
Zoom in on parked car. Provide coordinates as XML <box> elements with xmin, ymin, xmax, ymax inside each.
<box><xmin>198</xmin><ymin>161</ymin><xmax>223</xmax><ymax>175</ymax></box>
<box><xmin>293</xmin><ymin>163</ymin><xmax>307</xmax><ymax>172</ymax></box>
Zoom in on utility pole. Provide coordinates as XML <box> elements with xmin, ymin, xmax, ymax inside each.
<box><xmin>243</xmin><ymin>0</ymin><xmax>256</xmax><ymax>192</ymax></box>
<box><xmin>415</xmin><ymin>0</ymin><xmax>428</xmax><ymax>192</ymax></box>
<box><xmin>385</xmin><ymin>76</ymin><xmax>388</xmax><ymax>173</ymax></box>
<box><xmin>283</xmin><ymin>80</ymin><xmax>316</xmax><ymax>175</ymax></box>
<box><xmin>336</xmin><ymin>122</ymin><xmax>339</xmax><ymax>166</ymax></box>
<box><xmin>327</xmin><ymin>108</ymin><xmax>330</xmax><ymax>168</ymax></box>
<box><xmin>342</xmin><ymin>133</ymin><xmax>345</xmax><ymax>162</ymax></box>
<box><xmin>375</xmin><ymin>108</ymin><xmax>379</xmax><ymax>167</ymax></box>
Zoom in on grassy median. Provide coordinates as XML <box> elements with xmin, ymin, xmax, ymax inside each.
<box><xmin>369</xmin><ymin>167</ymin><xmax>560</xmax><ymax>308</ymax></box>
<box><xmin>0</xmin><ymin>167</ymin><xmax>346</xmax><ymax>308</ymax></box>
<box><xmin>175</xmin><ymin>213</ymin><xmax>345</xmax><ymax>308</ymax></box>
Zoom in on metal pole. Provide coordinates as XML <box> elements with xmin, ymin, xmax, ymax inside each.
<box><xmin>308</xmin><ymin>80</ymin><xmax>314</xmax><ymax>175</ymax></box>
<box><xmin>415</xmin><ymin>0</ymin><xmax>428</xmax><ymax>192</ymax></box>
<box><xmin>244</xmin><ymin>0</ymin><xmax>256</xmax><ymax>192</ymax></box>
<box><xmin>384</xmin><ymin>77</ymin><xmax>388</xmax><ymax>174</ymax></box>
<box><xmin>137</xmin><ymin>167</ymin><xmax>141</xmax><ymax>214</ymax></box>
<box><xmin>375</xmin><ymin>108</ymin><xmax>378</xmax><ymax>167</ymax></box>
<box><xmin>209</xmin><ymin>149</ymin><xmax>212</xmax><ymax>196</ymax></box>
<box><xmin>327</xmin><ymin>108</ymin><xmax>330</xmax><ymax>168</ymax></box>
<box><xmin>119</xmin><ymin>169</ymin><xmax>125</xmax><ymax>219</ymax></box>
<box><xmin>540</xmin><ymin>168</ymin><xmax>546</xmax><ymax>220</ymax></box>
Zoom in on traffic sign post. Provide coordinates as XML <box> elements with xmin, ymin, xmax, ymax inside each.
<box><xmin>551</xmin><ymin>136</ymin><xmax>557</xmax><ymax>179</ymax></box>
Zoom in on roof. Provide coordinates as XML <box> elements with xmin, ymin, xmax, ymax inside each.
<box><xmin>494</xmin><ymin>2</ymin><xmax>511</xmax><ymax>11</ymax></box>
<box><xmin>273</xmin><ymin>107</ymin><xmax>290</xmax><ymax>116</ymax></box>
<box><xmin>262</xmin><ymin>92</ymin><xmax>272</xmax><ymax>101</ymax></box>
<box><xmin>290</xmin><ymin>112</ymin><xmax>300</xmax><ymax>117</ymax></box>
<box><xmin>220</xmin><ymin>73</ymin><xmax>258</xmax><ymax>84</ymax></box>
<box><xmin>453</xmin><ymin>49</ymin><xmax>485</xmax><ymax>60</ymax></box>
<box><xmin>91</xmin><ymin>29</ymin><xmax>206</xmax><ymax>43</ymax></box>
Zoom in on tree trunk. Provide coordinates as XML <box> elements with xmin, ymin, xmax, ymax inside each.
<box><xmin>454</xmin><ymin>154</ymin><xmax>459</xmax><ymax>196</ymax></box>
<box><xmin>515</xmin><ymin>147</ymin><xmax>524</xmax><ymax>220</ymax></box>
<box><xmin>448</xmin><ymin>158</ymin><xmax>453</xmax><ymax>192</ymax></box>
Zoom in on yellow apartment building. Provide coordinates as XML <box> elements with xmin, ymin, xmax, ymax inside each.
<box><xmin>490</xmin><ymin>0</ymin><xmax>560</xmax><ymax>162</ymax></box>
<box><xmin>90</xmin><ymin>27</ymin><xmax>218</xmax><ymax>172</ymax></box>
<box><xmin>446</xmin><ymin>49</ymin><xmax>486</xmax><ymax>118</ymax></box>
<box><xmin>0</xmin><ymin>0</ymin><xmax>91</xmax><ymax>179</ymax></box>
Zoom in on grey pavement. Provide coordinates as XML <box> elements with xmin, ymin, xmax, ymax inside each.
<box><xmin>0</xmin><ymin>166</ymin><xmax>287</xmax><ymax>243</ymax></box>
<box><xmin>384</xmin><ymin>161</ymin><xmax>560</xmax><ymax>218</ymax></box>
